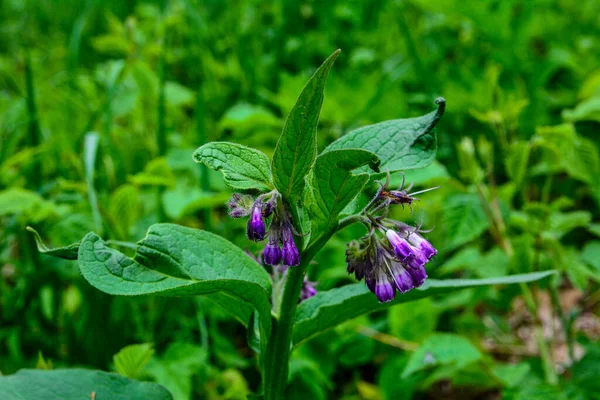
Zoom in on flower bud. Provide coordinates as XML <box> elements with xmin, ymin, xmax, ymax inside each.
<box><xmin>247</xmin><ymin>204</ymin><xmax>266</xmax><ymax>241</ymax></box>
<box><xmin>263</xmin><ymin>235</ymin><xmax>282</xmax><ymax>266</ymax></box>
<box><xmin>227</xmin><ymin>193</ymin><xmax>254</xmax><ymax>218</ymax></box>
<box><xmin>300</xmin><ymin>279</ymin><xmax>317</xmax><ymax>302</ymax></box>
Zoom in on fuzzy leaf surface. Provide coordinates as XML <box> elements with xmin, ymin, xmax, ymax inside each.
<box><xmin>0</xmin><ymin>369</ymin><xmax>173</xmax><ymax>400</ymax></box>
<box><xmin>271</xmin><ymin>50</ymin><xmax>340</xmax><ymax>201</ymax></box>
<box><xmin>193</xmin><ymin>142</ymin><xmax>273</xmax><ymax>191</ymax></box>
<box><xmin>324</xmin><ymin>98</ymin><xmax>445</xmax><ymax>172</ymax></box>
<box><xmin>76</xmin><ymin>223</ymin><xmax>272</xmax><ymax>342</ymax></box>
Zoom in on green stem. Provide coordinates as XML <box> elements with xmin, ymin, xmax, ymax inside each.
<box><xmin>24</xmin><ymin>49</ymin><xmax>42</xmax><ymax>189</ymax></box>
<box><xmin>263</xmin><ymin>217</ymin><xmax>355</xmax><ymax>399</ymax></box>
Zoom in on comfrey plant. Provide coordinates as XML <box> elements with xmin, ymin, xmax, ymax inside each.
<box><xmin>25</xmin><ymin>50</ymin><xmax>554</xmax><ymax>399</ymax></box>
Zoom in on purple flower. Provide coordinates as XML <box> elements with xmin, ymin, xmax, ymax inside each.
<box><xmin>247</xmin><ymin>204</ymin><xmax>266</xmax><ymax>241</ymax></box>
<box><xmin>263</xmin><ymin>235</ymin><xmax>282</xmax><ymax>266</ymax></box>
<box><xmin>374</xmin><ymin>270</ymin><xmax>396</xmax><ymax>303</ymax></box>
<box><xmin>300</xmin><ymin>279</ymin><xmax>317</xmax><ymax>302</ymax></box>
<box><xmin>408</xmin><ymin>264</ymin><xmax>427</xmax><ymax>287</ymax></box>
<box><xmin>389</xmin><ymin>261</ymin><xmax>415</xmax><ymax>293</ymax></box>
<box><xmin>281</xmin><ymin>225</ymin><xmax>300</xmax><ymax>267</ymax></box>
<box><xmin>407</xmin><ymin>233</ymin><xmax>437</xmax><ymax>260</ymax></box>
<box><xmin>386</xmin><ymin>230</ymin><xmax>414</xmax><ymax>261</ymax></box>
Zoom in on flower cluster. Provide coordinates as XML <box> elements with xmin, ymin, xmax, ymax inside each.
<box><xmin>346</xmin><ymin>175</ymin><xmax>438</xmax><ymax>303</ymax></box>
<box><xmin>227</xmin><ymin>192</ymin><xmax>300</xmax><ymax>268</ymax></box>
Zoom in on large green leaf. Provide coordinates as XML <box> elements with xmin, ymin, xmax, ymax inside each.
<box><xmin>66</xmin><ymin>224</ymin><xmax>272</xmax><ymax>343</ymax></box>
<box><xmin>271</xmin><ymin>50</ymin><xmax>340</xmax><ymax>202</ymax></box>
<box><xmin>193</xmin><ymin>142</ymin><xmax>273</xmax><ymax>191</ymax></box>
<box><xmin>324</xmin><ymin>97</ymin><xmax>445</xmax><ymax>172</ymax></box>
<box><xmin>442</xmin><ymin>193</ymin><xmax>490</xmax><ymax>250</ymax></box>
<box><xmin>0</xmin><ymin>369</ymin><xmax>173</xmax><ymax>400</ymax></box>
<box><xmin>308</xmin><ymin>149</ymin><xmax>379</xmax><ymax>242</ymax></box>
<box><xmin>292</xmin><ymin>271</ymin><xmax>555</xmax><ymax>346</ymax></box>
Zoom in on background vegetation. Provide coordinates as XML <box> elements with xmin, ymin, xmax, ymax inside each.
<box><xmin>1</xmin><ymin>0</ymin><xmax>600</xmax><ymax>398</ymax></box>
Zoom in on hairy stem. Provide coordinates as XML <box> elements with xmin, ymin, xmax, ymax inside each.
<box><xmin>263</xmin><ymin>216</ymin><xmax>356</xmax><ymax>399</ymax></box>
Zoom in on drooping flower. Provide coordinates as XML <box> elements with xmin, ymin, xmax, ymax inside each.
<box><xmin>386</xmin><ymin>229</ymin><xmax>415</xmax><ymax>262</ymax></box>
<box><xmin>247</xmin><ymin>202</ymin><xmax>266</xmax><ymax>241</ymax></box>
<box><xmin>263</xmin><ymin>233</ymin><xmax>282</xmax><ymax>266</ymax></box>
<box><xmin>407</xmin><ymin>232</ymin><xmax>437</xmax><ymax>261</ymax></box>
<box><xmin>344</xmin><ymin>174</ymin><xmax>438</xmax><ymax>303</ymax></box>
<box><xmin>281</xmin><ymin>223</ymin><xmax>300</xmax><ymax>267</ymax></box>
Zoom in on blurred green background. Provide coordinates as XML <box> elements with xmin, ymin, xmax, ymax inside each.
<box><xmin>1</xmin><ymin>0</ymin><xmax>600</xmax><ymax>399</ymax></box>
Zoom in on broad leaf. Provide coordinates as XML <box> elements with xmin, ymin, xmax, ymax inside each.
<box><xmin>324</xmin><ymin>97</ymin><xmax>445</xmax><ymax>172</ymax></box>
<box><xmin>76</xmin><ymin>224</ymin><xmax>273</xmax><ymax>343</ymax></box>
<box><xmin>308</xmin><ymin>149</ymin><xmax>379</xmax><ymax>242</ymax></box>
<box><xmin>271</xmin><ymin>50</ymin><xmax>340</xmax><ymax>201</ymax></box>
<box><xmin>292</xmin><ymin>271</ymin><xmax>555</xmax><ymax>346</ymax></box>
<box><xmin>193</xmin><ymin>142</ymin><xmax>273</xmax><ymax>191</ymax></box>
<box><xmin>442</xmin><ymin>193</ymin><xmax>490</xmax><ymax>250</ymax></box>
<box><xmin>0</xmin><ymin>369</ymin><xmax>172</xmax><ymax>400</ymax></box>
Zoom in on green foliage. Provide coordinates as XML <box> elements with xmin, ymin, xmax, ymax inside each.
<box><xmin>193</xmin><ymin>142</ymin><xmax>273</xmax><ymax>191</ymax></box>
<box><xmin>113</xmin><ymin>343</ymin><xmax>155</xmax><ymax>379</ymax></box>
<box><xmin>1</xmin><ymin>1</ymin><xmax>599</xmax><ymax>399</ymax></box>
<box><xmin>0</xmin><ymin>369</ymin><xmax>172</xmax><ymax>400</ymax></box>
<box><xmin>307</xmin><ymin>149</ymin><xmax>379</xmax><ymax>242</ymax></box>
<box><xmin>325</xmin><ymin>98</ymin><xmax>445</xmax><ymax>173</ymax></box>
<box><xmin>293</xmin><ymin>272</ymin><xmax>554</xmax><ymax>346</ymax></box>
<box><xmin>272</xmin><ymin>50</ymin><xmax>340</xmax><ymax>202</ymax></box>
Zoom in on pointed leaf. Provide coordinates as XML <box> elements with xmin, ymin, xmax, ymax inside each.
<box><xmin>271</xmin><ymin>50</ymin><xmax>340</xmax><ymax>201</ymax></box>
<box><xmin>308</xmin><ymin>149</ymin><xmax>379</xmax><ymax>242</ymax></box>
<box><xmin>76</xmin><ymin>224</ymin><xmax>272</xmax><ymax>342</ymax></box>
<box><xmin>27</xmin><ymin>226</ymin><xmax>80</xmax><ymax>260</ymax></box>
<box><xmin>193</xmin><ymin>142</ymin><xmax>273</xmax><ymax>191</ymax></box>
<box><xmin>0</xmin><ymin>369</ymin><xmax>172</xmax><ymax>400</ymax></box>
<box><xmin>324</xmin><ymin>98</ymin><xmax>445</xmax><ymax>172</ymax></box>
<box><xmin>293</xmin><ymin>271</ymin><xmax>555</xmax><ymax>346</ymax></box>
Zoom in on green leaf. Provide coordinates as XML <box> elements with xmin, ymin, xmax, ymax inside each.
<box><xmin>442</xmin><ymin>193</ymin><xmax>490</xmax><ymax>250</ymax></box>
<box><xmin>193</xmin><ymin>142</ymin><xmax>273</xmax><ymax>191</ymax></box>
<box><xmin>324</xmin><ymin>97</ymin><xmax>445</xmax><ymax>172</ymax></box>
<box><xmin>388</xmin><ymin>298</ymin><xmax>439</xmax><ymax>342</ymax></box>
<box><xmin>402</xmin><ymin>334</ymin><xmax>481</xmax><ymax>378</ymax></box>
<box><xmin>145</xmin><ymin>343</ymin><xmax>207</xmax><ymax>400</ymax></box>
<box><xmin>27</xmin><ymin>226</ymin><xmax>80</xmax><ymax>260</ymax></box>
<box><xmin>271</xmin><ymin>50</ymin><xmax>340</xmax><ymax>201</ymax></box>
<box><xmin>506</xmin><ymin>140</ymin><xmax>531</xmax><ymax>190</ymax></box>
<box><xmin>76</xmin><ymin>223</ymin><xmax>272</xmax><ymax>344</ymax></box>
<box><xmin>114</xmin><ymin>343</ymin><xmax>155</xmax><ymax>379</ymax></box>
<box><xmin>0</xmin><ymin>369</ymin><xmax>172</xmax><ymax>400</ymax></box>
<box><xmin>292</xmin><ymin>271</ymin><xmax>555</xmax><ymax>346</ymax></box>
<box><xmin>308</xmin><ymin>149</ymin><xmax>379</xmax><ymax>242</ymax></box>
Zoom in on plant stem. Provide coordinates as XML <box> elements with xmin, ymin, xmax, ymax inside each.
<box><xmin>262</xmin><ymin>218</ymin><xmax>349</xmax><ymax>399</ymax></box>
<box><xmin>24</xmin><ymin>48</ymin><xmax>42</xmax><ymax>189</ymax></box>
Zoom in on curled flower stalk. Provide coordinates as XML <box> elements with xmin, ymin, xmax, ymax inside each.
<box><xmin>227</xmin><ymin>191</ymin><xmax>301</xmax><ymax>268</ymax></box>
<box><xmin>346</xmin><ymin>174</ymin><xmax>439</xmax><ymax>303</ymax></box>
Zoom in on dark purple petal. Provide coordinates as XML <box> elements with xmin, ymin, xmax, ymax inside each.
<box><xmin>391</xmin><ymin>263</ymin><xmax>415</xmax><ymax>293</ymax></box>
<box><xmin>282</xmin><ymin>238</ymin><xmax>300</xmax><ymax>267</ymax></box>
<box><xmin>375</xmin><ymin>281</ymin><xmax>396</xmax><ymax>303</ymax></box>
<box><xmin>263</xmin><ymin>239</ymin><xmax>282</xmax><ymax>266</ymax></box>
<box><xmin>408</xmin><ymin>265</ymin><xmax>427</xmax><ymax>287</ymax></box>
<box><xmin>247</xmin><ymin>205</ymin><xmax>266</xmax><ymax>241</ymax></box>
<box><xmin>386</xmin><ymin>230</ymin><xmax>414</xmax><ymax>261</ymax></box>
